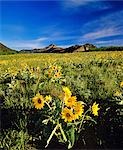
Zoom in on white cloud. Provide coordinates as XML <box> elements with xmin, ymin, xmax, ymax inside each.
<box><xmin>66</xmin><ymin>0</ymin><xmax>91</xmax><ymax>6</ymax></box>
<box><xmin>35</xmin><ymin>37</ymin><xmax>48</xmax><ymax>42</ymax></box>
<box><xmin>82</xmin><ymin>27</ymin><xmax>122</xmax><ymax>40</ymax></box>
<box><xmin>2</xmin><ymin>37</ymin><xmax>48</xmax><ymax>50</ymax></box>
<box><xmin>40</xmin><ymin>31</ymin><xmax>79</xmax><ymax>42</ymax></box>
<box><xmin>60</xmin><ymin>0</ymin><xmax>109</xmax><ymax>11</ymax></box>
<box><xmin>95</xmin><ymin>39</ymin><xmax>123</xmax><ymax>46</ymax></box>
<box><xmin>79</xmin><ymin>10</ymin><xmax>123</xmax><ymax>41</ymax></box>
<box><xmin>50</xmin><ymin>35</ymin><xmax>78</xmax><ymax>41</ymax></box>
<box><xmin>60</xmin><ymin>0</ymin><xmax>92</xmax><ymax>11</ymax></box>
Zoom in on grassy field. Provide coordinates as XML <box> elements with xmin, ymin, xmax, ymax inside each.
<box><xmin>0</xmin><ymin>51</ymin><xmax>123</xmax><ymax>149</ymax></box>
<box><xmin>0</xmin><ymin>51</ymin><xmax>123</xmax><ymax>65</ymax></box>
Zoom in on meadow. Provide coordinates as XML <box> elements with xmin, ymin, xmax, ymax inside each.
<box><xmin>0</xmin><ymin>51</ymin><xmax>123</xmax><ymax>149</ymax></box>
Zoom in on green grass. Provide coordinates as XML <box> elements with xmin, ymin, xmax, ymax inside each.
<box><xmin>0</xmin><ymin>52</ymin><xmax>123</xmax><ymax>149</ymax></box>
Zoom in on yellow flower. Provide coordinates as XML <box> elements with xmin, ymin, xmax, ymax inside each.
<box><xmin>54</xmin><ymin>72</ymin><xmax>61</xmax><ymax>78</ymax></box>
<box><xmin>63</xmin><ymin>87</ymin><xmax>72</xmax><ymax>100</ymax></box>
<box><xmin>64</xmin><ymin>96</ymin><xmax>77</xmax><ymax>107</ymax></box>
<box><xmin>32</xmin><ymin>93</ymin><xmax>44</xmax><ymax>109</ymax></box>
<box><xmin>114</xmin><ymin>91</ymin><xmax>122</xmax><ymax>97</ymax></box>
<box><xmin>45</xmin><ymin>95</ymin><xmax>52</xmax><ymax>102</ymax></box>
<box><xmin>51</xmin><ymin>66</ymin><xmax>57</xmax><ymax>70</ymax></box>
<box><xmin>61</xmin><ymin>107</ymin><xmax>74</xmax><ymax>122</ymax></box>
<box><xmin>73</xmin><ymin>102</ymin><xmax>84</xmax><ymax>120</ymax></box>
<box><xmin>91</xmin><ymin>102</ymin><xmax>100</xmax><ymax>116</ymax></box>
<box><xmin>120</xmin><ymin>81</ymin><xmax>123</xmax><ymax>88</ymax></box>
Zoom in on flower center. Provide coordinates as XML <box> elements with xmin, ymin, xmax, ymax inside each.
<box><xmin>66</xmin><ymin>113</ymin><xmax>70</xmax><ymax>118</ymax></box>
<box><xmin>38</xmin><ymin>98</ymin><xmax>42</xmax><ymax>104</ymax></box>
<box><xmin>68</xmin><ymin>98</ymin><xmax>72</xmax><ymax>103</ymax></box>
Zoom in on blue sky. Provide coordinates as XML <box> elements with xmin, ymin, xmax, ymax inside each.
<box><xmin>1</xmin><ymin>0</ymin><xmax>123</xmax><ymax>50</ymax></box>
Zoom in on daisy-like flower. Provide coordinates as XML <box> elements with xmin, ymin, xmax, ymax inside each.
<box><xmin>63</xmin><ymin>87</ymin><xmax>72</xmax><ymax>100</ymax></box>
<box><xmin>120</xmin><ymin>81</ymin><xmax>123</xmax><ymax>88</ymax></box>
<box><xmin>32</xmin><ymin>93</ymin><xmax>44</xmax><ymax>109</ymax></box>
<box><xmin>64</xmin><ymin>96</ymin><xmax>77</xmax><ymax>107</ymax></box>
<box><xmin>61</xmin><ymin>107</ymin><xmax>74</xmax><ymax>122</ymax></box>
<box><xmin>45</xmin><ymin>95</ymin><xmax>52</xmax><ymax>102</ymax></box>
<box><xmin>51</xmin><ymin>66</ymin><xmax>57</xmax><ymax>70</ymax></box>
<box><xmin>54</xmin><ymin>72</ymin><xmax>61</xmax><ymax>78</ymax></box>
<box><xmin>91</xmin><ymin>102</ymin><xmax>100</xmax><ymax>116</ymax></box>
<box><xmin>73</xmin><ymin>101</ymin><xmax>84</xmax><ymax>120</ymax></box>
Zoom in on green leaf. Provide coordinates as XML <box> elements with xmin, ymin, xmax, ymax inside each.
<box><xmin>67</xmin><ymin>125</ymin><xmax>75</xmax><ymax>149</ymax></box>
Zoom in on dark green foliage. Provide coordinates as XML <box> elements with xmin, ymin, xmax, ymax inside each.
<box><xmin>90</xmin><ymin>46</ymin><xmax>123</xmax><ymax>51</ymax></box>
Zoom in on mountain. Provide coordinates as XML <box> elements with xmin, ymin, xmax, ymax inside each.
<box><xmin>44</xmin><ymin>44</ymin><xmax>64</xmax><ymax>53</ymax></box>
<box><xmin>1</xmin><ymin>42</ymin><xmax>123</xmax><ymax>54</ymax></box>
<box><xmin>32</xmin><ymin>44</ymin><xmax>64</xmax><ymax>53</ymax></box>
<box><xmin>65</xmin><ymin>43</ymin><xmax>96</xmax><ymax>53</ymax></box>
<box><xmin>0</xmin><ymin>43</ymin><xmax>17</xmax><ymax>54</ymax></box>
<box><xmin>0</xmin><ymin>42</ymin><xmax>97</xmax><ymax>54</ymax></box>
<box><xmin>30</xmin><ymin>44</ymin><xmax>63</xmax><ymax>53</ymax></box>
<box><xmin>20</xmin><ymin>43</ymin><xmax>96</xmax><ymax>53</ymax></box>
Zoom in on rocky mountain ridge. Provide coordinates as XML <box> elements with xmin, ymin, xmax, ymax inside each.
<box><xmin>1</xmin><ymin>42</ymin><xmax>123</xmax><ymax>55</ymax></box>
<box><xmin>20</xmin><ymin>43</ymin><xmax>96</xmax><ymax>53</ymax></box>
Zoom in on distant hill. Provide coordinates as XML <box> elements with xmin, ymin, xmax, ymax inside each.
<box><xmin>64</xmin><ymin>43</ymin><xmax>96</xmax><ymax>53</ymax></box>
<box><xmin>90</xmin><ymin>46</ymin><xmax>123</xmax><ymax>51</ymax></box>
<box><xmin>1</xmin><ymin>42</ymin><xmax>122</xmax><ymax>55</ymax></box>
<box><xmin>0</xmin><ymin>43</ymin><xmax>17</xmax><ymax>55</ymax></box>
<box><xmin>20</xmin><ymin>43</ymin><xmax>96</xmax><ymax>53</ymax></box>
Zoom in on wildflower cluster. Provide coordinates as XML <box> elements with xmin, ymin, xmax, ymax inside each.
<box><xmin>113</xmin><ymin>81</ymin><xmax>123</xmax><ymax>105</ymax></box>
<box><xmin>33</xmin><ymin>93</ymin><xmax>52</xmax><ymax>109</ymax></box>
<box><xmin>32</xmin><ymin>86</ymin><xmax>100</xmax><ymax>148</ymax></box>
<box><xmin>1</xmin><ymin>52</ymin><xmax>122</xmax><ymax>149</ymax></box>
<box><xmin>46</xmin><ymin>64</ymin><xmax>62</xmax><ymax>79</ymax></box>
<box><xmin>62</xmin><ymin>87</ymin><xmax>84</xmax><ymax>122</ymax></box>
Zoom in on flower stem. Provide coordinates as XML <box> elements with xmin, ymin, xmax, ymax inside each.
<box><xmin>78</xmin><ymin>109</ymin><xmax>90</xmax><ymax>133</ymax></box>
<box><xmin>45</xmin><ymin>101</ymin><xmax>52</xmax><ymax>110</ymax></box>
<box><xmin>59</xmin><ymin>123</ymin><xmax>67</xmax><ymax>142</ymax></box>
<box><xmin>45</xmin><ymin>124</ymin><xmax>59</xmax><ymax>148</ymax></box>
